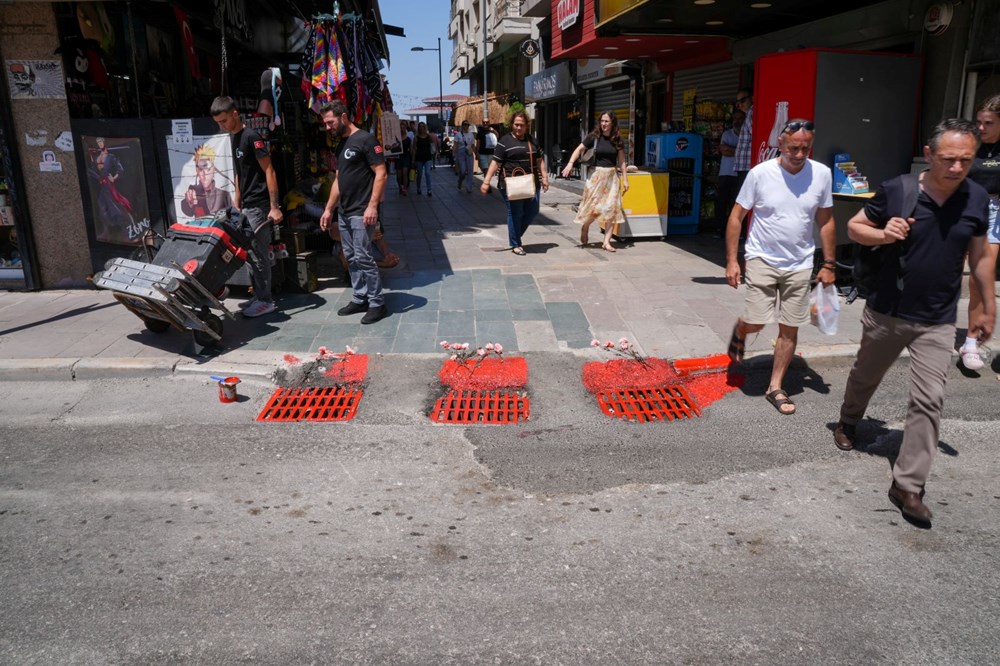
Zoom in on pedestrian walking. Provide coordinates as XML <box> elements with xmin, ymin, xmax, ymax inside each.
<box><xmin>453</xmin><ymin>121</ymin><xmax>476</xmax><ymax>193</ymax></box>
<box><xmin>958</xmin><ymin>95</ymin><xmax>1000</xmax><ymax>370</ymax></box>
<box><xmin>210</xmin><ymin>96</ymin><xmax>283</xmax><ymax>318</ymax></box>
<box><xmin>480</xmin><ymin>111</ymin><xmax>549</xmax><ymax>255</ymax></box>
<box><xmin>479</xmin><ymin>121</ymin><xmax>498</xmax><ymax>172</ymax></box>
<box><xmin>833</xmin><ymin>119</ymin><xmax>994</xmax><ymax>527</ymax></box>
<box><xmin>395</xmin><ymin>119</ymin><xmax>412</xmax><ymax>196</ymax></box>
<box><xmin>318</xmin><ymin>100</ymin><xmax>389</xmax><ymax>325</ymax></box>
<box><xmin>715</xmin><ymin>110</ymin><xmax>745</xmax><ymax>237</ymax></box>
<box><xmin>561</xmin><ymin>110</ymin><xmax>630</xmax><ymax>252</ymax></box>
<box><xmin>725</xmin><ymin>118</ymin><xmax>836</xmax><ymax>415</ymax></box>
<box><xmin>410</xmin><ymin>122</ymin><xmax>438</xmax><ymax>197</ymax></box>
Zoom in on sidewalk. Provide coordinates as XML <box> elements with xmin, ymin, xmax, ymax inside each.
<box><xmin>0</xmin><ymin>170</ymin><xmax>873</xmax><ymax>379</ymax></box>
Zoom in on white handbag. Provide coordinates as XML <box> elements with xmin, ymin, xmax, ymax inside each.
<box><xmin>504</xmin><ymin>140</ymin><xmax>536</xmax><ymax>201</ymax></box>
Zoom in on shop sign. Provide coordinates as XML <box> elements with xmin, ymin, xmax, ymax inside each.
<box><xmin>596</xmin><ymin>0</ymin><xmax>648</xmax><ymax>28</ymax></box>
<box><xmin>576</xmin><ymin>58</ymin><xmax>613</xmax><ymax>84</ymax></box>
<box><xmin>524</xmin><ymin>62</ymin><xmax>574</xmax><ymax>103</ymax></box>
<box><xmin>556</xmin><ymin>0</ymin><xmax>582</xmax><ymax>31</ymax></box>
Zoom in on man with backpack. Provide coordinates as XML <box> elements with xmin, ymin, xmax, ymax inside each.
<box><xmin>833</xmin><ymin>119</ymin><xmax>995</xmax><ymax>527</ymax></box>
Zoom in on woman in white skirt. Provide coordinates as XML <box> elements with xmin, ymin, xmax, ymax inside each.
<box><xmin>561</xmin><ymin>110</ymin><xmax>629</xmax><ymax>252</ymax></box>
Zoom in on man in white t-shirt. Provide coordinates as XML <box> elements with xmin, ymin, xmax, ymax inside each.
<box><xmin>724</xmin><ymin>118</ymin><xmax>837</xmax><ymax>415</ymax></box>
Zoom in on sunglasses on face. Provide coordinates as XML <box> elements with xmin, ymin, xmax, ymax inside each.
<box><xmin>783</xmin><ymin>120</ymin><xmax>815</xmax><ymax>133</ymax></box>
<box><xmin>735</xmin><ymin>96</ymin><xmax>750</xmax><ymax>104</ymax></box>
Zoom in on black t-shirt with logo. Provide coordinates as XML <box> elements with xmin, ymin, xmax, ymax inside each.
<box><xmin>970</xmin><ymin>141</ymin><xmax>1000</xmax><ymax>196</ymax></box>
<box><xmin>863</xmin><ymin>175</ymin><xmax>988</xmax><ymax>325</ymax></box>
<box><xmin>232</xmin><ymin>127</ymin><xmax>270</xmax><ymax>209</ymax></box>
<box><xmin>582</xmin><ymin>134</ymin><xmax>619</xmax><ymax>168</ymax></box>
<box><xmin>336</xmin><ymin>129</ymin><xmax>385</xmax><ymax>218</ymax></box>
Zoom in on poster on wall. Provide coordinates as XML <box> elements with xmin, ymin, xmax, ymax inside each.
<box><xmin>81</xmin><ymin>135</ymin><xmax>151</xmax><ymax>245</ymax></box>
<box><xmin>166</xmin><ymin>133</ymin><xmax>235</xmax><ymax>222</ymax></box>
<box><xmin>381</xmin><ymin>111</ymin><xmax>402</xmax><ymax>156</ymax></box>
<box><xmin>6</xmin><ymin>60</ymin><xmax>66</xmax><ymax>99</ymax></box>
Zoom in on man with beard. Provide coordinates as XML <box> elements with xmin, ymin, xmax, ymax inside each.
<box><xmin>318</xmin><ymin>100</ymin><xmax>389</xmax><ymax>324</ymax></box>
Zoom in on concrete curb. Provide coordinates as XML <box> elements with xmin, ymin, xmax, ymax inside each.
<box><xmin>0</xmin><ymin>344</ymin><xmax>865</xmax><ymax>382</ymax></box>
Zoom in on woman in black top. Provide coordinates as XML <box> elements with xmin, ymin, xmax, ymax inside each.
<box><xmin>480</xmin><ymin>111</ymin><xmax>549</xmax><ymax>255</ymax></box>
<box><xmin>960</xmin><ymin>94</ymin><xmax>1000</xmax><ymax>369</ymax></box>
<box><xmin>410</xmin><ymin>122</ymin><xmax>439</xmax><ymax>196</ymax></box>
<box><xmin>395</xmin><ymin>119</ymin><xmax>412</xmax><ymax>196</ymax></box>
<box><xmin>562</xmin><ymin>110</ymin><xmax>630</xmax><ymax>252</ymax></box>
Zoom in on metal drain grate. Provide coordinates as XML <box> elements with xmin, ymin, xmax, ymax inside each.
<box><xmin>597</xmin><ymin>385</ymin><xmax>701</xmax><ymax>422</ymax></box>
<box><xmin>257</xmin><ymin>386</ymin><xmax>363</xmax><ymax>422</ymax></box>
<box><xmin>429</xmin><ymin>390</ymin><xmax>530</xmax><ymax>424</ymax></box>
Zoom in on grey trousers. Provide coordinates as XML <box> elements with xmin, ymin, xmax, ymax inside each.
<box><xmin>839</xmin><ymin>306</ymin><xmax>954</xmax><ymax>493</ymax></box>
<box><xmin>244</xmin><ymin>207</ymin><xmax>273</xmax><ymax>303</ymax></box>
<box><xmin>338</xmin><ymin>213</ymin><xmax>384</xmax><ymax>307</ymax></box>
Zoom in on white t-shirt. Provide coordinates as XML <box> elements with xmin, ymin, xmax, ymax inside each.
<box><xmin>736</xmin><ymin>158</ymin><xmax>833</xmax><ymax>271</ymax></box>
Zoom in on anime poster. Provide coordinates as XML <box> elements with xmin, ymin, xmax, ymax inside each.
<box><xmin>166</xmin><ymin>133</ymin><xmax>235</xmax><ymax>222</ymax></box>
<box><xmin>81</xmin><ymin>135</ymin><xmax>151</xmax><ymax>245</ymax></box>
<box><xmin>6</xmin><ymin>60</ymin><xmax>66</xmax><ymax>99</ymax></box>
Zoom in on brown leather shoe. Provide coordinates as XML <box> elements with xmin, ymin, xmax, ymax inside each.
<box><xmin>833</xmin><ymin>421</ymin><xmax>856</xmax><ymax>451</ymax></box>
<box><xmin>888</xmin><ymin>481</ymin><xmax>932</xmax><ymax>525</ymax></box>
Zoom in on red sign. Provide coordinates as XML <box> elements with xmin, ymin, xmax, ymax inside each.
<box><xmin>556</xmin><ymin>0</ymin><xmax>581</xmax><ymax>31</ymax></box>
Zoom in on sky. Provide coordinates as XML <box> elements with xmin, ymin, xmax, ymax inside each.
<box><xmin>378</xmin><ymin>0</ymin><xmax>471</xmax><ymax>114</ymax></box>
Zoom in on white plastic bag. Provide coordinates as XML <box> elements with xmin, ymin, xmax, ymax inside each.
<box><xmin>810</xmin><ymin>282</ymin><xmax>841</xmax><ymax>335</ymax></box>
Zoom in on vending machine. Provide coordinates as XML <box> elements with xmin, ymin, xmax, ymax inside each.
<box><xmin>645</xmin><ymin>132</ymin><xmax>703</xmax><ymax>235</ymax></box>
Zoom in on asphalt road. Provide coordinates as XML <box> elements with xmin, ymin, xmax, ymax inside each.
<box><xmin>1</xmin><ymin>354</ymin><xmax>998</xmax><ymax>664</ymax></box>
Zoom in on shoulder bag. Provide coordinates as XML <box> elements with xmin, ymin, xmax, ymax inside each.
<box><xmin>852</xmin><ymin>172</ymin><xmax>919</xmax><ymax>299</ymax></box>
<box><xmin>504</xmin><ymin>139</ymin><xmax>537</xmax><ymax>201</ymax></box>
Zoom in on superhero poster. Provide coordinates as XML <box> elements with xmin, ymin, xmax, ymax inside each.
<box><xmin>81</xmin><ymin>136</ymin><xmax>151</xmax><ymax>246</ymax></box>
<box><xmin>6</xmin><ymin>59</ymin><xmax>66</xmax><ymax>99</ymax></box>
<box><xmin>165</xmin><ymin>133</ymin><xmax>235</xmax><ymax>223</ymax></box>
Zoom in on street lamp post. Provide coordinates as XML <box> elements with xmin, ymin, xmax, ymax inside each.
<box><xmin>411</xmin><ymin>37</ymin><xmax>444</xmax><ymax>135</ymax></box>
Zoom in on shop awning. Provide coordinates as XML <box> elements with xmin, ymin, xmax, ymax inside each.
<box><xmin>451</xmin><ymin>94</ymin><xmax>511</xmax><ymax>127</ymax></box>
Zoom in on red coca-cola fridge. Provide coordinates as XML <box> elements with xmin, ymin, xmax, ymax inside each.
<box><xmin>751</xmin><ymin>49</ymin><xmax>923</xmax><ymax>242</ymax></box>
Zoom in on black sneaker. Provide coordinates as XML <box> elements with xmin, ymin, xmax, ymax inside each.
<box><xmin>337</xmin><ymin>300</ymin><xmax>368</xmax><ymax>316</ymax></box>
<box><xmin>360</xmin><ymin>305</ymin><xmax>387</xmax><ymax>324</ymax></box>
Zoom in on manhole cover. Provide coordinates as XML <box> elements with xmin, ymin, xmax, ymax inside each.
<box><xmin>257</xmin><ymin>386</ymin><xmax>363</xmax><ymax>422</ymax></box>
<box><xmin>429</xmin><ymin>390</ymin><xmax>530</xmax><ymax>424</ymax></box>
<box><xmin>596</xmin><ymin>385</ymin><xmax>701</xmax><ymax>422</ymax></box>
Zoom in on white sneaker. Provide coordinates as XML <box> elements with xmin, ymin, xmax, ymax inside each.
<box><xmin>242</xmin><ymin>300</ymin><xmax>276</xmax><ymax>318</ymax></box>
<box><xmin>960</xmin><ymin>348</ymin><xmax>984</xmax><ymax>370</ymax></box>
<box><xmin>238</xmin><ymin>297</ymin><xmax>258</xmax><ymax>310</ymax></box>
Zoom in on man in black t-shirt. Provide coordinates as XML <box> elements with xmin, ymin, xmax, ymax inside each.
<box><xmin>211</xmin><ymin>96</ymin><xmax>283</xmax><ymax>318</ymax></box>
<box><xmin>319</xmin><ymin>100</ymin><xmax>388</xmax><ymax>324</ymax></box>
<box><xmin>833</xmin><ymin>119</ymin><xmax>994</xmax><ymax>527</ymax></box>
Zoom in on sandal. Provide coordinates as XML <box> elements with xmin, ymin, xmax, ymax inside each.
<box><xmin>727</xmin><ymin>325</ymin><xmax>745</xmax><ymax>363</ymax></box>
<box><xmin>765</xmin><ymin>389</ymin><xmax>796</xmax><ymax>415</ymax></box>
<box><xmin>512</xmin><ymin>247</ymin><xmax>526</xmax><ymax>256</ymax></box>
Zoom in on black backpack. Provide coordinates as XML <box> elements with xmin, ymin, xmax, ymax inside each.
<box><xmin>852</xmin><ymin>173</ymin><xmax>920</xmax><ymax>299</ymax></box>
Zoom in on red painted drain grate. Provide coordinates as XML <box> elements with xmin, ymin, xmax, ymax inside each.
<box><xmin>597</xmin><ymin>385</ymin><xmax>701</xmax><ymax>422</ymax></box>
<box><xmin>257</xmin><ymin>386</ymin><xmax>363</xmax><ymax>422</ymax></box>
<box><xmin>429</xmin><ymin>390</ymin><xmax>530</xmax><ymax>424</ymax></box>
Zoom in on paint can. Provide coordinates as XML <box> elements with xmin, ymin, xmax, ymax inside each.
<box><xmin>218</xmin><ymin>376</ymin><xmax>240</xmax><ymax>403</ymax></box>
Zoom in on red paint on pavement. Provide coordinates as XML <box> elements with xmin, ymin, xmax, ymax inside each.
<box><xmin>440</xmin><ymin>356</ymin><xmax>528</xmax><ymax>390</ymax></box>
<box><xmin>284</xmin><ymin>354</ymin><xmax>301</xmax><ymax>365</ymax></box>
<box><xmin>582</xmin><ymin>356</ymin><xmax>744</xmax><ymax>410</ymax></box>
<box><xmin>323</xmin><ymin>353</ymin><xmax>369</xmax><ymax>385</ymax></box>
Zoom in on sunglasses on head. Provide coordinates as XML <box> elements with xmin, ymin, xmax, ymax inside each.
<box><xmin>783</xmin><ymin>120</ymin><xmax>815</xmax><ymax>133</ymax></box>
<box><xmin>735</xmin><ymin>96</ymin><xmax>750</xmax><ymax>104</ymax></box>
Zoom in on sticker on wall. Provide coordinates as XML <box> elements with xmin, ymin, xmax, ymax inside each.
<box><xmin>55</xmin><ymin>131</ymin><xmax>75</xmax><ymax>152</ymax></box>
<box><xmin>24</xmin><ymin>130</ymin><xmax>49</xmax><ymax>146</ymax></box>
<box><xmin>39</xmin><ymin>150</ymin><xmax>63</xmax><ymax>173</ymax></box>
<box><xmin>6</xmin><ymin>60</ymin><xmax>66</xmax><ymax>99</ymax></box>
<box><xmin>171</xmin><ymin>119</ymin><xmax>193</xmax><ymax>145</ymax></box>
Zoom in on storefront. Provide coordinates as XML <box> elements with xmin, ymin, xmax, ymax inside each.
<box><xmin>524</xmin><ymin>61</ymin><xmax>577</xmax><ymax>171</ymax></box>
<box><xmin>0</xmin><ymin>0</ymin><xmax>391</xmax><ymax>289</ymax></box>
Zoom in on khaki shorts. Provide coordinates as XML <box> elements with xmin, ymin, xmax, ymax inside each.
<box><xmin>743</xmin><ymin>257</ymin><xmax>812</xmax><ymax>327</ymax></box>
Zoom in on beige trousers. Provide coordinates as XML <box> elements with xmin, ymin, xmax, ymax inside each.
<box><xmin>839</xmin><ymin>306</ymin><xmax>954</xmax><ymax>493</ymax></box>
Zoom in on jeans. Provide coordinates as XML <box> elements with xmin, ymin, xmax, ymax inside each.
<box><xmin>415</xmin><ymin>160</ymin><xmax>433</xmax><ymax>192</ymax></box>
<box><xmin>243</xmin><ymin>207</ymin><xmax>272</xmax><ymax>303</ymax></box>
<box><xmin>501</xmin><ymin>189</ymin><xmax>540</xmax><ymax>249</ymax></box>
<box><xmin>338</xmin><ymin>213</ymin><xmax>383</xmax><ymax>307</ymax></box>
<box><xmin>455</xmin><ymin>150</ymin><xmax>473</xmax><ymax>191</ymax></box>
